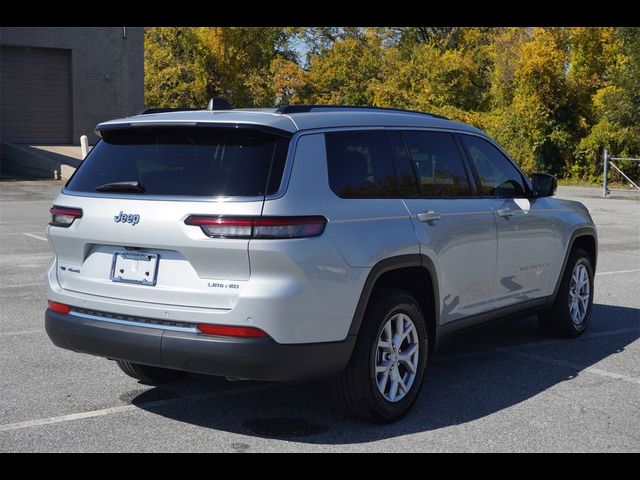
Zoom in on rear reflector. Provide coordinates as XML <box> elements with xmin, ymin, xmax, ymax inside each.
<box><xmin>197</xmin><ymin>324</ymin><xmax>269</xmax><ymax>338</ymax></box>
<box><xmin>50</xmin><ymin>206</ymin><xmax>83</xmax><ymax>227</ymax></box>
<box><xmin>48</xmin><ymin>301</ymin><xmax>71</xmax><ymax>315</ymax></box>
<box><xmin>185</xmin><ymin>215</ymin><xmax>327</xmax><ymax>239</ymax></box>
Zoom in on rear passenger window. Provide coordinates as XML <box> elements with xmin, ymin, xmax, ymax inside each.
<box><xmin>325</xmin><ymin>131</ymin><xmax>398</xmax><ymax>198</ymax></box>
<box><xmin>402</xmin><ymin>131</ymin><xmax>472</xmax><ymax>196</ymax></box>
<box><xmin>460</xmin><ymin>135</ymin><xmax>527</xmax><ymax>197</ymax></box>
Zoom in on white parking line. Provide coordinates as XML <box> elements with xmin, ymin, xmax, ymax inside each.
<box><xmin>22</xmin><ymin>233</ymin><xmax>48</xmax><ymax>242</ymax></box>
<box><xmin>0</xmin><ymin>329</ymin><xmax>42</xmax><ymax>337</ymax></box>
<box><xmin>434</xmin><ymin>327</ymin><xmax>640</xmax><ymax>385</ymax></box>
<box><xmin>495</xmin><ymin>327</ymin><xmax>639</xmax><ymax>351</ymax></box>
<box><xmin>596</xmin><ymin>269</ymin><xmax>640</xmax><ymax>276</ymax></box>
<box><xmin>0</xmin><ymin>282</ymin><xmax>44</xmax><ymax>290</ymax></box>
<box><xmin>496</xmin><ymin>347</ymin><xmax>640</xmax><ymax>385</ymax></box>
<box><xmin>0</xmin><ymin>383</ymin><xmax>274</xmax><ymax>433</ymax></box>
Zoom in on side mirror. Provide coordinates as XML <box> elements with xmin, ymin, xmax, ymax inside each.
<box><xmin>531</xmin><ymin>173</ymin><xmax>557</xmax><ymax>198</ymax></box>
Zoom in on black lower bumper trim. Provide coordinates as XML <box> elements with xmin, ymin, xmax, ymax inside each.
<box><xmin>45</xmin><ymin>309</ymin><xmax>355</xmax><ymax>382</ymax></box>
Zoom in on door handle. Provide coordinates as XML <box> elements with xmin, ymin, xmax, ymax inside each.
<box><xmin>417</xmin><ymin>210</ymin><xmax>441</xmax><ymax>222</ymax></box>
<box><xmin>496</xmin><ymin>208</ymin><xmax>515</xmax><ymax>218</ymax></box>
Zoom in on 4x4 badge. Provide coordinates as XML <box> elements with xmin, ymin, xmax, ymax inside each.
<box><xmin>114</xmin><ymin>211</ymin><xmax>140</xmax><ymax>226</ymax></box>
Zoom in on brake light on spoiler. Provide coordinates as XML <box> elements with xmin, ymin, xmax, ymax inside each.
<box><xmin>185</xmin><ymin>215</ymin><xmax>327</xmax><ymax>239</ymax></box>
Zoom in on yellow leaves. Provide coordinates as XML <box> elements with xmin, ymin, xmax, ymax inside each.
<box><xmin>369</xmin><ymin>41</ymin><xmax>484</xmax><ymax>114</ymax></box>
<box><xmin>593</xmin><ymin>85</ymin><xmax>622</xmax><ymax>115</ymax></box>
<box><xmin>143</xmin><ymin>26</ymin><xmax>638</xmax><ymax>180</ymax></box>
<box><xmin>269</xmin><ymin>58</ymin><xmax>307</xmax><ymax>98</ymax></box>
<box><xmin>245</xmin><ymin>58</ymin><xmax>309</xmax><ymax>106</ymax></box>
<box><xmin>144</xmin><ymin>27</ymin><xmax>209</xmax><ymax>108</ymax></box>
<box><xmin>305</xmin><ymin>36</ymin><xmax>383</xmax><ymax>105</ymax></box>
<box><xmin>515</xmin><ymin>28</ymin><xmax>568</xmax><ymax>104</ymax></box>
<box><xmin>145</xmin><ymin>27</ymin><xmax>292</xmax><ymax>108</ymax></box>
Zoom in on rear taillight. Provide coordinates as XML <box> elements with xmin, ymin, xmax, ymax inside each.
<box><xmin>50</xmin><ymin>206</ymin><xmax>83</xmax><ymax>227</ymax></box>
<box><xmin>185</xmin><ymin>216</ymin><xmax>327</xmax><ymax>239</ymax></box>
<box><xmin>197</xmin><ymin>324</ymin><xmax>269</xmax><ymax>338</ymax></box>
<box><xmin>185</xmin><ymin>216</ymin><xmax>254</xmax><ymax>239</ymax></box>
<box><xmin>48</xmin><ymin>301</ymin><xmax>71</xmax><ymax>314</ymax></box>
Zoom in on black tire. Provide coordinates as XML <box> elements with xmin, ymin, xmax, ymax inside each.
<box><xmin>335</xmin><ymin>288</ymin><xmax>429</xmax><ymax>423</ymax></box>
<box><xmin>115</xmin><ymin>360</ymin><xmax>189</xmax><ymax>384</ymax></box>
<box><xmin>539</xmin><ymin>247</ymin><xmax>594</xmax><ymax>338</ymax></box>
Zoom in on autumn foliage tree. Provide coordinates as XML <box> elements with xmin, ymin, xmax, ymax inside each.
<box><xmin>145</xmin><ymin>27</ymin><xmax>292</xmax><ymax>108</ymax></box>
<box><xmin>144</xmin><ymin>26</ymin><xmax>640</xmax><ymax>181</ymax></box>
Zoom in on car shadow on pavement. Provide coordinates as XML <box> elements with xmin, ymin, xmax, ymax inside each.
<box><xmin>130</xmin><ymin>303</ymin><xmax>639</xmax><ymax>444</ymax></box>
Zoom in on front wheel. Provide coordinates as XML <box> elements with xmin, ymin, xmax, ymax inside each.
<box><xmin>335</xmin><ymin>288</ymin><xmax>428</xmax><ymax>423</ymax></box>
<box><xmin>539</xmin><ymin>247</ymin><xmax>594</xmax><ymax>338</ymax></box>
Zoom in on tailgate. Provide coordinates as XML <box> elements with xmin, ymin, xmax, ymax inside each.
<box><xmin>49</xmin><ymin>195</ymin><xmax>261</xmax><ymax>309</ymax></box>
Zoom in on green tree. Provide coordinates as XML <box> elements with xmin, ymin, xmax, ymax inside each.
<box><xmin>144</xmin><ymin>27</ymin><xmax>293</xmax><ymax>108</ymax></box>
<box><xmin>197</xmin><ymin>27</ymin><xmax>293</xmax><ymax>107</ymax></box>
<box><xmin>144</xmin><ymin>26</ymin><xmax>640</xmax><ymax>183</ymax></box>
<box><xmin>245</xmin><ymin>57</ymin><xmax>310</xmax><ymax>106</ymax></box>
<box><xmin>576</xmin><ymin>27</ymin><xmax>640</xmax><ymax>180</ymax></box>
<box><xmin>304</xmin><ymin>30</ymin><xmax>384</xmax><ymax>105</ymax></box>
<box><xmin>489</xmin><ymin>28</ymin><xmax>580</xmax><ymax>175</ymax></box>
<box><xmin>144</xmin><ymin>27</ymin><xmax>213</xmax><ymax>108</ymax></box>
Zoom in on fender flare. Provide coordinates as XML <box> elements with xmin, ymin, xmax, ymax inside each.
<box><xmin>552</xmin><ymin>227</ymin><xmax>598</xmax><ymax>301</ymax></box>
<box><xmin>347</xmin><ymin>254</ymin><xmax>439</xmax><ymax>336</ymax></box>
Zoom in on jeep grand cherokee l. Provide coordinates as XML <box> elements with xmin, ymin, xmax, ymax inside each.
<box><xmin>45</xmin><ymin>104</ymin><xmax>597</xmax><ymax>422</ymax></box>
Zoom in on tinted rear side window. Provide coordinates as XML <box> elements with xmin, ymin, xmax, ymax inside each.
<box><xmin>402</xmin><ymin>131</ymin><xmax>471</xmax><ymax>196</ymax></box>
<box><xmin>66</xmin><ymin>127</ymin><xmax>290</xmax><ymax>197</ymax></box>
<box><xmin>325</xmin><ymin>130</ymin><xmax>398</xmax><ymax>198</ymax></box>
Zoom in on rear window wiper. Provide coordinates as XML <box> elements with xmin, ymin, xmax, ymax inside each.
<box><xmin>95</xmin><ymin>181</ymin><xmax>146</xmax><ymax>193</ymax></box>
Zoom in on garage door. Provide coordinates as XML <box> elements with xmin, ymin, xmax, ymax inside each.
<box><xmin>1</xmin><ymin>46</ymin><xmax>72</xmax><ymax>144</ymax></box>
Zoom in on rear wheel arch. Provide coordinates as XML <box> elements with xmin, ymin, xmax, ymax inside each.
<box><xmin>348</xmin><ymin>255</ymin><xmax>439</xmax><ymax>352</ymax></box>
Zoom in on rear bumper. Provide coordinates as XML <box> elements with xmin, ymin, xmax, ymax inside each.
<box><xmin>45</xmin><ymin>309</ymin><xmax>355</xmax><ymax>382</ymax></box>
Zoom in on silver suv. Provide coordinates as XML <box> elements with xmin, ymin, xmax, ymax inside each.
<box><xmin>45</xmin><ymin>105</ymin><xmax>597</xmax><ymax>422</ymax></box>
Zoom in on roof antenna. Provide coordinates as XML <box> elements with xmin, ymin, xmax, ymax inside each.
<box><xmin>207</xmin><ymin>97</ymin><xmax>233</xmax><ymax>111</ymax></box>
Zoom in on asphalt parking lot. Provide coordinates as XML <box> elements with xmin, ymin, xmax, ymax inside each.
<box><xmin>0</xmin><ymin>181</ymin><xmax>638</xmax><ymax>452</ymax></box>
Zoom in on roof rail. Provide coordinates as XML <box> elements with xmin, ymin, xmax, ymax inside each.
<box><xmin>275</xmin><ymin>104</ymin><xmax>449</xmax><ymax>120</ymax></box>
<box><xmin>138</xmin><ymin>97</ymin><xmax>234</xmax><ymax>115</ymax></box>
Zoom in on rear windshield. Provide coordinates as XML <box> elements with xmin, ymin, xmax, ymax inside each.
<box><xmin>66</xmin><ymin>127</ymin><xmax>290</xmax><ymax>197</ymax></box>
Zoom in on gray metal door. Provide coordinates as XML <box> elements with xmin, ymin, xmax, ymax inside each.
<box><xmin>1</xmin><ymin>46</ymin><xmax>72</xmax><ymax>143</ymax></box>
<box><xmin>459</xmin><ymin>133</ymin><xmax>561</xmax><ymax>309</ymax></box>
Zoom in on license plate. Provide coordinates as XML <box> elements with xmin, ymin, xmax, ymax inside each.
<box><xmin>110</xmin><ymin>251</ymin><xmax>159</xmax><ymax>286</ymax></box>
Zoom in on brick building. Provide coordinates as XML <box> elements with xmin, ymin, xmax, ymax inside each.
<box><xmin>1</xmin><ymin>27</ymin><xmax>144</xmax><ymax>145</ymax></box>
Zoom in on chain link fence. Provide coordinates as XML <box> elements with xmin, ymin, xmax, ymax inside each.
<box><xmin>602</xmin><ymin>149</ymin><xmax>640</xmax><ymax>197</ymax></box>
